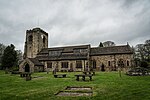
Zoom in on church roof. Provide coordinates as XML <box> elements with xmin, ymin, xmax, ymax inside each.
<box><xmin>38</xmin><ymin>44</ymin><xmax>90</xmax><ymax>54</ymax></box>
<box><xmin>28</xmin><ymin>58</ymin><xmax>44</xmax><ymax>66</ymax></box>
<box><xmin>36</xmin><ymin>44</ymin><xmax>133</xmax><ymax>61</ymax></box>
<box><xmin>90</xmin><ymin>45</ymin><xmax>133</xmax><ymax>55</ymax></box>
<box><xmin>36</xmin><ymin>45</ymin><xmax>89</xmax><ymax>61</ymax></box>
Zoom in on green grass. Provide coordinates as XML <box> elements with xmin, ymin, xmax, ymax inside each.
<box><xmin>0</xmin><ymin>70</ymin><xmax>150</xmax><ymax>100</ymax></box>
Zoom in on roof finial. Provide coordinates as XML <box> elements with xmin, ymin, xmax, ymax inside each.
<box><xmin>127</xmin><ymin>42</ymin><xmax>129</xmax><ymax>46</ymax></box>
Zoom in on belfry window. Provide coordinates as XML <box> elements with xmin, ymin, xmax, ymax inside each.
<box><xmin>28</xmin><ymin>35</ymin><xmax>33</xmax><ymax>42</ymax></box>
<box><xmin>43</xmin><ymin>36</ymin><xmax>46</xmax><ymax>43</ymax></box>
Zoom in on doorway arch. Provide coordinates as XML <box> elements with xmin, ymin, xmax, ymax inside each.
<box><xmin>25</xmin><ymin>63</ymin><xmax>30</xmax><ymax>72</ymax></box>
<box><xmin>101</xmin><ymin>63</ymin><xmax>105</xmax><ymax>71</ymax></box>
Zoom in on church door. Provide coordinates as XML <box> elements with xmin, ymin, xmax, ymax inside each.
<box><xmin>25</xmin><ymin>64</ymin><xmax>30</xmax><ymax>72</ymax></box>
<box><xmin>101</xmin><ymin>63</ymin><xmax>105</xmax><ymax>71</ymax></box>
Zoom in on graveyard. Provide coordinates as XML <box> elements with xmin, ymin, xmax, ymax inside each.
<box><xmin>0</xmin><ymin>70</ymin><xmax>150</xmax><ymax>100</ymax></box>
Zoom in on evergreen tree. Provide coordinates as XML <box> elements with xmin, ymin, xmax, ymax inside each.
<box><xmin>1</xmin><ymin>44</ymin><xmax>18</xmax><ymax>70</ymax></box>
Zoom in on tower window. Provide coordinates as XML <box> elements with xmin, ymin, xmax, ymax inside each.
<box><xmin>28</xmin><ymin>35</ymin><xmax>33</xmax><ymax>42</ymax></box>
<box><xmin>43</xmin><ymin>36</ymin><xmax>46</xmax><ymax>43</ymax></box>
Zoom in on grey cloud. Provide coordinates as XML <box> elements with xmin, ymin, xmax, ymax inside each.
<box><xmin>0</xmin><ymin>0</ymin><xmax>150</xmax><ymax>51</ymax></box>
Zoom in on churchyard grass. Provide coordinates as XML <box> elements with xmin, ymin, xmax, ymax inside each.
<box><xmin>0</xmin><ymin>70</ymin><xmax>150</xmax><ymax>100</ymax></box>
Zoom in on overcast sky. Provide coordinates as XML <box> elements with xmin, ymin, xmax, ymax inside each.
<box><xmin>0</xmin><ymin>0</ymin><xmax>150</xmax><ymax>52</ymax></box>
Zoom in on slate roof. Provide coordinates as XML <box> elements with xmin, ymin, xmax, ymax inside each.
<box><xmin>38</xmin><ymin>44</ymin><xmax>90</xmax><ymax>54</ymax></box>
<box><xmin>90</xmin><ymin>45</ymin><xmax>133</xmax><ymax>55</ymax></box>
<box><xmin>28</xmin><ymin>58</ymin><xmax>44</xmax><ymax>66</ymax></box>
<box><xmin>36</xmin><ymin>44</ymin><xmax>133</xmax><ymax>61</ymax></box>
<box><xmin>36</xmin><ymin>54</ymin><xmax>87</xmax><ymax>61</ymax></box>
<box><xmin>36</xmin><ymin>45</ymin><xmax>90</xmax><ymax>61</ymax></box>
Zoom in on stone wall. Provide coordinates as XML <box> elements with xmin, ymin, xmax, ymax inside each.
<box><xmin>91</xmin><ymin>54</ymin><xmax>133</xmax><ymax>72</ymax></box>
<box><xmin>19</xmin><ymin>58</ymin><xmax>34</xmax><ymax>72</ymax></box>
<box><xmin>34</xmin><ymin>66</ymin><xmax>44</xmax><ymax>72</ymax></box>
<box><xmin>19</xmin><ymin>58</ymin><xmax>44</xmax><ymax>72</ymax></box>
<box><xmin>44</xmin><ymin>60</ymin><xmax>88</xmax><ymax>72</ymax></box>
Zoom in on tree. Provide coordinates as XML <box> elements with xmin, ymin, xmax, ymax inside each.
<box><xmin>0</xmin><ymin>43</ymin><xmax>6</xmax><ymax>64</ymax></box>
<box><xmin>135</xmin><ymin>44</ymin><xmax>145</xmax><ymax>61</ymax></box>
<box><xmin>103</xmin><ymin>41</ymin><xmax>115</xmax><ymax>47</ymax></box>
<box><xmin>134</xmin><ymin>39</ymin><xmax>150</xmax><ymax>68</ymax></box>
<box><xmin>144</xmin><ymin>39</ymin><xmax>150</xmax><ymax>61</ymax></box>
<box><xmin>1</xmin><ymin>44</ymin><xmax>18</xmax><ymax>71</ymax></box>
<box><xmin>16</xmin><ymin>50</ymin><xmax>23</xmax><ymax>64</ymax></box>
<box><xmin>99</xmin><ymin>42</ymin><xmax>103</xmax><ymax>47</ymax></box>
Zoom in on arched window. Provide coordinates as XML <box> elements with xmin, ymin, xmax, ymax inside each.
<box><xmin>118</xmin><ymin>59</ymin><xmax>124</xmax><ymax>68</ymax></box>
<box><xmin>25</xmin><ymin>63</ymin><xmax>30</xmax><ymax>72</ymax></box>
<box><xmin>127</xmin><ymin>60</ymin><xmax>129</xmax><ymax>66</ymax></box>
<box><xmin>101</xmin><ymin>63</ymin><xmax>105</xmax><ymax>71</ymax></box>
<box><xmin>28</xmin><ymin>35</ymin><xmax>33</xmax><ymax>42</ymax></box>
<box><xmin>108</xmin><ymin>61</ymin><xmax>111</xmax><ymax>66</ymax></box>
<box><xmin>43</xmin><ymin>36</ymin><xmax>46</xmax><ymax>43</ymax></box>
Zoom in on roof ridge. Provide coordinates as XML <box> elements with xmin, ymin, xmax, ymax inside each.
<box><xmin>47</xmin><ymin>44</ymin><xmax>90</xmax><ymax>49</ymax></box>
<box><xmin>91</xmin><ymin>45</ymin><xmax>129</xmax><ymax>49</ymax></box>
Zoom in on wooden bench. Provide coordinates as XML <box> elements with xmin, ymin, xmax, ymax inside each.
<box><xmin>83</xmin><ymin>71</ymin><xmax>95</xmax><ymax>75</ymax></box>
<box><xmin>54</xmin><ymin>74</ymin><xmax>67</xmax><ymax>78</ymax></box>
<box><xmin>20</xmin><ymin>72</ymin><xmax>31</xmax><ymax>77</ymax></box>
<box><xmin>75</xmin><ymin>74</ymin><xmax>92</xmax><ymax>81</ymax></box>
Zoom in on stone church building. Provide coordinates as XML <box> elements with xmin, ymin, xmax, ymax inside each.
<box><xmin>19</xmin><ymin>28</ymin><xmax>133</xmax><ymax>73</ymax></box>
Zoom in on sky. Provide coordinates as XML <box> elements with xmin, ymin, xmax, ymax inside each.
<box><xmin>0</xmin><ymin>0</ymin><xmax>150</xmax><ymax>52</ymax></box>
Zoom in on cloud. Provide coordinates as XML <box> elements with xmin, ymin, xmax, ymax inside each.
<box><xmin>0</xmin><ymin>0</ymin><xmax>150</xmax><ymax>51</ymax></box>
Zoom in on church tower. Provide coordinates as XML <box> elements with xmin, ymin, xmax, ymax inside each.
<box><xmin>24</xmin><ymin>28</ymin><xmax>48</xmax><ymax>58</ymax></box>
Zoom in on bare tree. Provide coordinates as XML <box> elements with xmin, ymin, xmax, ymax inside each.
<box><xmin>134</xmin><ymin>39</ymin><xmax>150</xmax><ymax>67</ymax></box>
<box><xmin>135</xmin><ymin>44</ymin><xmax>145</xmax><ymax>61</ymax></box>
<box><xmin>144</xmin><ymin>40</ymin><xmax>150</xmax><ymax>61</ymax></box>
<box><xmin>16</xmin><ymin>50</ymin><xmax>23</xmax><ymax>64</ymax></box>
<box><xmin>0</xmin><ymin>43</ymin><xmax>6</xmax><ymax>66</ymax></box>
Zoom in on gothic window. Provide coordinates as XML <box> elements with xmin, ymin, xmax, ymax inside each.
<box><xmin>28</xmin><ymin>35</ymin><xmax>33</xmax><ymax>42</ymax></box>
<box><xmin>118</xmin><ymin>59</ymin><xmax>124</xmax><ymax>68</ymax></box>
<box><xmin>43</xmin><ymin>36</ymin><xmax>46</xmax><ymax>43</ymax></box>
<box><xmin>47</xmin><ymin>62</ymin><xmax>52</xmax><ymax>68</ymax></box>
<box><xmin>76</xmin><ymin>60</ymin><xmax>82</xmax><ymax>68</ymax></box>
<box><xmin>61</xmin><ymin>62</ymin><xmax>68</xmax><ymax>68</ymax></box>
<box><xmin>93</xmin><ymin>60</ymin><xmax>96</xmax><ymax>69</ymax></box>
<box><xmin>108</xmin><ymin>61</ymin><xmax>111</xmax><ymax>66</ymax></box>
<box><xmin>127</xmin><ymin>60</ymin><xmax>129</xmax><ymax>66</ymax></box>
